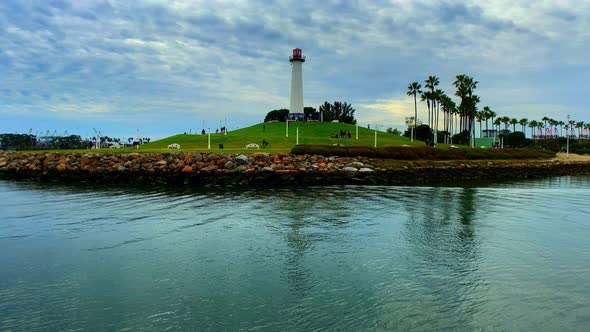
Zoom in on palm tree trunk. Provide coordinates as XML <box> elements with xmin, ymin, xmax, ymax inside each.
<box><xmin>413</xmin><ymin>93</ymin><xmax>418</xmax><ymax>141</ymax></box>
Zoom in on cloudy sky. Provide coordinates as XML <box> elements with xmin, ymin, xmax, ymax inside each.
<box><xmin>1</xmin><ymin>0</ymin><xmax>589</xmax><ymax>139</ymax></box>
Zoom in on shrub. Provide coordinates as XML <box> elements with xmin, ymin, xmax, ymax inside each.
<box><xmin>407</xmin><ymin>124</ymin><xmax>431</xmax><ymax>142</ymax></box>
<box><xmin>531</xmin><ymin>139</ymin><xmax>561</xmax><ymax>152</ymax></box>
<box><xmin>452</xmin><ymin>130</ymin><xmax>471</xmax><ymax>145</ymax></box>
<box><xmin>291</xmin><ymin>145</ymin><xmax>555</xmax><ymax>160</ymax></box>
<box><xmin>501</xmin><ymin>132</ymin><xmax>526</xmax><ymax>147</ymax></box>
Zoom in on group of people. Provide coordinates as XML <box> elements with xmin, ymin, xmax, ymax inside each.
<box><xmin>332</xmin><ymin>130</ymin><xmax>351</xmax><ymax>139</ymax></box>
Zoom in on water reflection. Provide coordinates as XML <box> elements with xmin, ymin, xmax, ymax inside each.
<box><xmin>1</xmin><ymin>178</ymin><xmax>590</xmax><ymax>331</ymax></box>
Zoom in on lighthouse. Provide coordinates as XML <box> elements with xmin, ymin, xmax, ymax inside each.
<box><xmin>289</xmin><ymin>48</ymin><xmax>305</xmax><ymax>118</ymax></box>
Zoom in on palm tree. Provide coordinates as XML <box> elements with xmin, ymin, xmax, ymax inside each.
<box><xmin>482</xmin><ymin>106</ymin><xmax>492</xmax><ymax>137</ymax></box>
<box><xmin>500</xmin><ymin>116</ymin><xmax>510</xmax><ymax>133</ymax></box>
<box><xmin>519</xmin><ymin>118</ymin><xmax>528</xmax><ymax>133</ymax></box>
<box><xmin>549</xmin><ymin>119</ymin><xmax>558</xmax><ymax>138</ymax></box>
<box><xmin>475</xmin><ymin>110</ymin><xmax>485</xmax><ymax>138</ymax></box>
<box><xmin>558</xmin><ymin>120</ymin><xmax>565</xmax><ymax>137</ymax></box>
<box><xmin>576</xmin><ymin>121</ymin><xmax>584</xmax><ymax>138</ymax></box>
<box><xmin>493</xmin><ymin>118</ymin><xmax>502</xmax><ymax>136</ymax></box>
<box><xmin>425</xmin><ymin>76</ymin><xmax>440</xmax><ymax>132</ymax></box>
<box><xmin>541</xmin><ymin>116</ymin><xmax>549</xmax><ymax>137</ymax></box>
<box><xmin>453</xmin><ymin>75</ymin><xmax>478</xmax><ymax>145</ymax></box>
<box><xmin>406</xmin><ymin>82</ymin><xmax>422</xmax><ymax>142</ymax></box>
<box><xmin>537</xmin><ymin>120</ymin><xmax>545</xmax><ymax>138</ymax></box>
<box><xmin>439</xmin><ymin>95</ymin><xmax>456</xmax><ymax>143</ymax></box>
<box><xmin>510</xmin><ymin>118</ymin><xmax>518</xmax><ymax>133</ymax></box>
<box><xmin>528</xmin><ymin>120</ymin><xmax>538</xmax><ymax>139</ymax></box>
<box><xmin>420</xmin><ymin>91</ymin><xmax>432</xmax><ymax>132</ymax></box>
<box><xmin>433</xmin><ymin>89</ymin><xmax>445</xmax><ymax>143</ymax></box>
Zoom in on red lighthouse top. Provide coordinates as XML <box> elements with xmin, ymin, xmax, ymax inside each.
<box><xmin>289</xmin><ymin>48</ymin><xmax>306</xmax><ymax>62</ymax></box>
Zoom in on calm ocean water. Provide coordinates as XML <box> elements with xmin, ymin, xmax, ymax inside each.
<box><xmin>1</xmin><ymin>177</ymin><xmax>590</xmax><ymax>331</ymax></box>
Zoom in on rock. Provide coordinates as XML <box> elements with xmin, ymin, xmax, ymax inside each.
<box><xmin>224</xmin><ymin>161</ymin><xmax>234</xmax><ymax>169</ymax></box>
<box><xmin>236</xmin><ymin>154</ymin><xmax>248</xmax><ymax>165</ymax></box>
<box><xmin>156</xmin><ymin>160</ymin><xmax>167</xmax><ymax>166</ymax></box>
<box><xmin>0</xmin><ymin>160</ymin><xmax>6</xmax><ymax>167</ymax></box>
<box><xmin>194</xmin><ymin>154</ymin><xmax>203</xmax><ymax>162</ymax></box>
<box><xmin>271</xmin><ymin>163</ymin><xmax>285</xmax><ymax>170</ymax></box>
<box><xmin>342</xmin><ymin>167</ymin><xmax>358</xmax><ymax>172</ymax></box>
<box><xmin>116</xmin><ymin>165</ymin><xmax>126</xmax><ymax>172</ymax></box>
<box><xmin>351</xmin><ymin>161</ymin><xmax>364</xmax><ymax>168</ymax></box>
<box><xmin>262</xmin><ymin>166</ymin><xmax>274</xmax><ymax>172</ymax></box>
<box><xmin>182</xmin><ymin>166</ymin><xmax>193</xmax><ymax>172</ymax></box>
<box><xmin>359</xmin><ymin>168</ymin><xmax>374</xmax><ymax>172</ymax></box>
<box><xmin>201</xmin><ymin>165</ymin><xmax>218</xmax><ymax>172</ymax></box>
<box><xmin>236</xmin><ymin>165</ymin><xmax>248</xmax><ymax>172</ymax></box>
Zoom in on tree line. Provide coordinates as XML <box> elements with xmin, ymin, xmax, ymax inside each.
<box><xmin>265</xmin><ymin>101</ymin><xmax>357</xmax><ymax>124</ymax></box>
<box><xmin>406</xmin><ymin>75</ymin><xmax>589</xmax><ymax>145</ymax></box>
<box><xmin>0</xmin><ymin>134</ymin><xmax>153</xmax><ymax>150</ymax></box>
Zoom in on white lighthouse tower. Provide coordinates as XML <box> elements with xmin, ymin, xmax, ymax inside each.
<box><xmin>289</xmin><ymin>48</ymin><xmax>305</xmax><ymax>118</ymax></box>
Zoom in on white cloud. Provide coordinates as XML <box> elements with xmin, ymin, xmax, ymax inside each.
<box><xmin>0</xmin><ymin>0</ymin><xmax>589</xmax><ymax>136</ymax></box>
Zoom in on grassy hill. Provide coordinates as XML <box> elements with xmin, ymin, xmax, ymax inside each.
<box><xmin>140</xmin><ymin>122</ymin><xmax>426</xmax><ymax>153</ymax></box>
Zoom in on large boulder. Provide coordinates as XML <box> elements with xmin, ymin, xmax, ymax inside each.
<box><xmin>235</xmin><ymin>154</ymin><xmax>249</xmax><ymax>165</ymax></box>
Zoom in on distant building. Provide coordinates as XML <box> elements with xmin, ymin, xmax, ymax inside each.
<box><xmin>482</xmin><ymin>129</ymin><xmax>511</xmax><ymax>138</ymax></box>
<box><xmin>482</xmin><ymin>129</ymin><xmax>498</xmax><ymax>138</ymax></box>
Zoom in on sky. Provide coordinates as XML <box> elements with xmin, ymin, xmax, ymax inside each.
<box><xmin>1</xmin><ymin>0</ymin><xmax>589</xmax><ymax>140</ymax></box>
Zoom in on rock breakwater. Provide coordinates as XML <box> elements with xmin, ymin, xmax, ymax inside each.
<box><xmin>1</xmin><ymin>151</ymin><xmax>589</xmax><ymax>186</ymax></box>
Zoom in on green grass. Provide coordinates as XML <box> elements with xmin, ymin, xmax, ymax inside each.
<box><xmin>18</xmin><ymin>122</ymin><xmax>458</xmax><ymax>154</ymax></box>
<box><xmin>137</xmin><ymin>122</ymin><xmax>429</xmax><ymax>153</ymax></box>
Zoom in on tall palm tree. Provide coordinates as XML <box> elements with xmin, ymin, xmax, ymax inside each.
<box><xmin>576</xmin><ymin>121</ymin><xmax>584</xmax><ymax>138</ymax></box>
<box><xmin>475</xmin><ymin>110</ymin><xmax>485</xmax><ymax>138</ymax></box>
<box><xmin>420</xmin><ymin>91</ymin><xmax>432</xmax><ymax>132</ymax></box>
<box><xmin>510</xmin><ymin>118</ymin><xmax>518</xmax><ymax>133</ymax></box>
<box><xmin>528</xmin><ymin>120</ymin><xmax>538</xmax><ymax>139</ymax></box>
<box><xmin>537</xmin><ymin>120</ymin><xmax>545</xmax><ymax>138</ymax></box>
<box><xmin>482</xmin><ymin>106</ymin><xmax>492</xmax><ymax>137</ymax></box>
<box><xmin>541</xmin><ymin>116</ymin><xmax>549</xmax><ymax>136</ymax></box>
<box><xmin>425</xmin><ymin>76</ymin><xmax>440</xmax><ymax>133</ymax></box>
<box><xmin>453</xmin><ymin>75</ymin><xmax>478</xmax><ymax>143</ymax></box>
<box><xmin>406</xmin><ymin>82</ymin><xmax>422</xmax><ymax>142</ymax></box>
<box><xmin>493</xmin><ymin>118</ymin><xmax>502</xmax><ymax>135</ymax></box>
<box><xmin>500</xmin><ymin>116</ymin><xmax>510</xmax><ymax>132</ymax></box>
<box><xmin>549</xmin><ymin>119</ymin><xmax>558</xmax><ymax>138</ymax></box>
<box><xmin>558</xmin><ymin>120</ymin><xmax>565</xmax><ymax>137</ymax></box>
<box><xmin>519</xmin><ymin>118</ymin><xmax>528</xmax><ymax>133</ymax></box>
<box><xmin>433</xmin><ymin>89</ymin><xmax>445</xmax><ymax>143</ymax></box>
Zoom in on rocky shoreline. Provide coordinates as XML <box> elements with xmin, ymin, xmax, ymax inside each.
<box><xmin>1</xmin><ymin>151</ymin><xmax>589</xmax><ymax>186</ymax></box>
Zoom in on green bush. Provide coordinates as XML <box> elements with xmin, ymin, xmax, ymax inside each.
<box><xmin>452</xmin><ymin>130</ymin><xmax>471</xmax><ymax>145</ymax></box>
<box><xmin>501</xmin><ymin>132</ymin><xmax>526</xmax><ymax>147</ymax></box>
<box><xmin>569</xmin><ymin>141</ymin><xmax>590</xmax><ymax>154</ymax></box>
<box><xmin>531</xmin><ymin>139</ymin><xmax>562</xmax><ymax>152</ymax></box>
<box><xmin>291</xmin><ymin>145</ymin><xmax>555</xmax><ymax>160</ymax></box>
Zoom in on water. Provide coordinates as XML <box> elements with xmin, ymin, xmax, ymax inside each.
<box><xmin>1</xmin><ymin>177</ymin><xmax>590</xmax><ymax>331</ymax></box>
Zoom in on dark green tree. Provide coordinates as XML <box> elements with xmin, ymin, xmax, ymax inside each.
<box><xmin>303</xmin><ymin>106</ymin><xmax>319</xmax><ymax>120</ymax></box>
<box><xmin>319</xmin><ymin>101</ymin><xmax>356</xmax><ymax>124</ymax></box>
<box><xmin>264</xmin><ymin>109</ymin><xmax>289</xmax><ymax>122</ymax></box>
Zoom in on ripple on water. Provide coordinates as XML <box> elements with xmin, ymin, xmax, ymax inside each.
<box><xmin>0</xmin><ymin>178</ymin><xmax>590</xmax><ymax>331</ymax></box>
